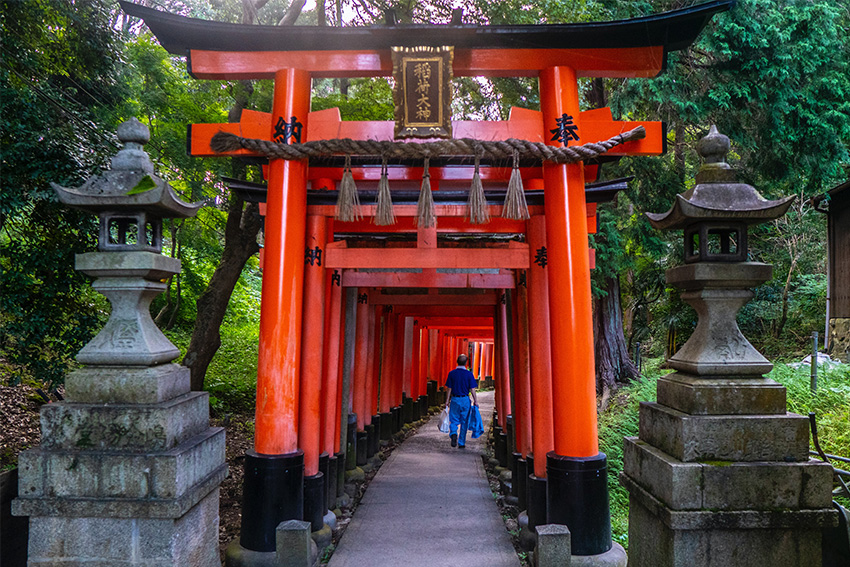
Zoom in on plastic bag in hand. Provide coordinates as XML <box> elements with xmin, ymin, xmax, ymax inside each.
<box><xmin>438</xmin><ymin>406</ymin><xmax>451</xmax><ymax>433</ymax></box>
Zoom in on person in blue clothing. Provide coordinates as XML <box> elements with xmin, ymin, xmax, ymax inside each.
<box><xmin>444</xmin><ymin>354</ymin><xmax>478</xmax><ymax>448</ymax></box>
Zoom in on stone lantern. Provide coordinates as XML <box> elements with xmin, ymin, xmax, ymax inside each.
<box><xmin>644</xmin><ymin>125</ymin><xmax>794</xmax><ymax>376</ymax></box>
<box><xmin>621</xmin><ymin>126</ymin><xmax>837</xmax><ymax>567</ymax></box>
<box><xmin>13</xmin><ymin>118</ymin><xmax>225</xmax><ymax>567</ymax></box>
<box><xmin>51</xmin><ymin>117</ymin><xmax>203</xmax><ymax>368</ymax></box>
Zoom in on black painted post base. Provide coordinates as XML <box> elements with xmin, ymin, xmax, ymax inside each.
<box><xmin>496</xmin><ymin>432</ymin><xmax>508</xmax><ymax>467</ymax></box>
<box><xmin>527</xmin><ymin>473</ymin><xmax>547</xmax><ymax>530</ymax></box>
<box><xmin>418</xmin><ymin>395</ymin><xmax>428</xmax><ymax>418</ymax></box>
<box><xmin>546</xmin><ymin>452</ymin><xmax>612</xmax><ymax>556</ymax></box>
<box><xmin>412</xmin><ymin>396</ymin><xmax>422</xmax><ymax>421</ymax></box>
<box><xmin>346</xmin><ymin>414</ymin><xmax>358</xmax><ymax>470</ymax></box>
<box><xmin>510</xmin><ymin>452</ymin><xmax>521</xmax><ymax>497</ymax></box>
<box><xmin>239</xmin><ymin>449</ymin><xmax>304</xmax><ymax>553</ymax></box>
<box><xmin>318</xmin><ymin>453</ymin><xmax>330</xmax><ymax>517</ymax></box>
<box><xmin>505</xmin><ymin>416</ymin><xmax>515</xmax><ymax>469</ymax></box>
<box><xmin>356</xmin><ymin>431</ymin><xmax>368</xmax><ymax>466</ymax></box>
<box><xmin>402</xmin><ymin>396</ymin><xmax>413</xmax><ymax>423</ymax></box>
<box><xmin>365</xmin><ymin>423</ymin><xmax>377</xmax><ymax>458</ymax></box>
<box><xmin>326</xmin><ymin>455</ymin><xmax>338</xmax><ymax>511</ymax></box>
<box><xmin>427</xmin><ymin>381</ymin><xmax>437</xmax><ymax>407</ymax></box>
<box><xmin>334</xmin><ymin>452</ymin><xmax>345</xmax><ymax>498</ymax></box>
<box><xmin>392</xmin><ymin>406</ymin><xmax>402</xmax><ymax>433</ymax></box>
<box><xmin>303</xmin><ymin>472</ymin><xmax>325</xmax><ymax>532</ymax></box>
<box><xmin>379</xmin><ymin>412</ymin><xmax>392</xmax><ymax>440</ymax></box>
<box><xmin>517</xmin><ymin>457</ymin><xmax>528</xmax><ymax>510</ymax></box>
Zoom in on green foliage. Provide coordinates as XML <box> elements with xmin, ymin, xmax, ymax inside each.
<box><xmin>312</xmin><ymin>78</ymin><xmax>394</xmax><ymax>120</ymax></box>
<box><xmin>598</xmin><ymin>358</ymin><xmax>665</xmax><ymax>549</ymax></box>
<box><xmin>0</xmin><ymin>0</ymin><xmax>125</xmax><ymax>386</ymax></box>
<box><xmin>167</xmin><ymin>321</ymin><xmax>259</xmax><ymax>415</ymax></box>
<box><xmin>599</xmin><ymin>0</ymin><xmax>849</xmax><ymax>356</ymax></box>
<box><xmin>769</xmin><ymin>362</ymin><xmax>850</xmax><ymax>459</ymax></box>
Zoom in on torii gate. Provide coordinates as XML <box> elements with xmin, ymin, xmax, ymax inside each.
<box><xmin>122</xmin><ymin>0</ymin><xmax>732</xmax><ymax>563</ymax></box>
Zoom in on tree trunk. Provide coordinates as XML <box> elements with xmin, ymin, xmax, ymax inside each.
<box><xmin>184</xmin><ymin>195</ymin><xmax>262</xmax><ymax>391</ymax></box>
<box><xmin>593</xmin><ymin>276</ymin><xmax>639</xmax><ymax>410</ymax></box>
<box><xmin>182</xmin><ymin>0</ymin><xmax>303</xmax><ymax>391</ymax></box>
<box><xmin>773</xmin><ymin>256</ymin><xmax>797</xmax><ymax>339</ymax></box>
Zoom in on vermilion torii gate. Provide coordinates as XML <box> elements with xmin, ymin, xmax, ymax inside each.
<box><xmin>123</xmin><ymin>1</ymin><xmax>731</xmax><ymax>563</ymax></box>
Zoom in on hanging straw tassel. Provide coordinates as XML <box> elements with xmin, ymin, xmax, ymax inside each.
<box><xmin>466</xmin><ymin>155</ymin><xmax>490</xmax><ymax>224</ymax></box>
<box><xmin>416</xmin><ymin>157</ymin><xmax>436</xmax><ymax>228</ymax></box>
<box><xmin>373</xmin><ymin>157</ymin><xmax>396</xmax><ymax>226</ymax></box>
<box><xmin>502</xmin><ymin>150</ymin><xmax>530</xmax><ymax>220</ymax></box>
<box><xmin>335</xmin><ymin>155</ymin><xmax>362</xmax><ymax>222</ymax></box>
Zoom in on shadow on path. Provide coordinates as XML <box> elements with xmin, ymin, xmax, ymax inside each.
<box><xmin>328</xmin><ymin>390</ymin><xmax>519</xmax><ymax>567</ymax></box>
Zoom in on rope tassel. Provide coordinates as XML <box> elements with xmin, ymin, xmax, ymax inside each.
<box><xmin>502</xmin><ymin>151</ymin><xmax>530</xmax><ymax>221</ymax></box>
<box><xmin>416</xmin><ymin>157</ymin><xmax>436</xmax><ymax>228</ymax></box>
<box><xmin>374</xmin><ymin>157</ymin><xmax>396</xmax><ymax>226</ymax></box>
<box><xmin>467</xmin><ymin>156</ymin><xmax>490</xmax><ymax>224</ymax></box>
<box><xmin>335</xmin><ymin>155</ymin><xmax>362</xmax><ymax>222</ymax></box>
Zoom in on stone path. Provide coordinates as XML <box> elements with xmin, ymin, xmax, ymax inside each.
<box><xmin>328</xmin><ymin>390</ymin><xmax>520</xmax><ymax>567</ymax></box>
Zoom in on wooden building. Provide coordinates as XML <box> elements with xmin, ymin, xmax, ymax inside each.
<box><xmin>813</xmin><ymin>177</ymin><xmax>850</xmax><ymax>361</ymax></box>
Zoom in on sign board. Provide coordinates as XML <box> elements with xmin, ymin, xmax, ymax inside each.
<box><xmin>392</xmin><ymin>46</ymin><xmax>454</xmax><ymax>139</ymax></box>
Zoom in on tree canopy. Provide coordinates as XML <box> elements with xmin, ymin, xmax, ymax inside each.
<box><xmin>1</xmin><ymin>0</ymin><xmax>847</xmax><ymax>388</ymax></box>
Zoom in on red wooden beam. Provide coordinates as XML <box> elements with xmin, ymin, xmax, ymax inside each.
<box><xmin>188</xmin><ymin>107</ymin><xmax>663</xmax><ymax>159</ymax></box>
<box><xmin>187</xmin><ymin>46</ymin><xmax>666</xmax><ymax>80</ymax></box>
<box><xmin>369</xmin><ymin>292</ymin><xmax>500</xmax><ymax>305</ymax></box>
<box><xmin>393</xmin><ymin>305</ymin><xmax>493</xmax><ymax>317</ymax></box>
<box><xmin>325</xmin><ymin>245</ymin><xmax>530</xmax><ymax>270</ymax></box>
<box><xmin>341</xmin><ymin>271</ymin><xmax>515</xmax><ymax>289</ymax></box>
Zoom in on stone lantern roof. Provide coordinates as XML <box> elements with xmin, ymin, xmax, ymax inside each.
<box><xmin>646</xmin><ymin>125</ymin><xmax>794</xmax><ymax>230</ymax></box>
<box><xmin>51</xmin><ymin>117</ymin><xmax>203</xmax><ymax>218</ymax></box>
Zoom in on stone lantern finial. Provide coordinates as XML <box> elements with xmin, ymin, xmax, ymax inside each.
<box><xmin>111</xmin><ymin>117</ymin><xmax>154</xmax><ymax>174</ymax></box>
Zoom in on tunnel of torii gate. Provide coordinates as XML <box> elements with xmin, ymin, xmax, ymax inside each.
<box><xmin>123</xmin><ymin>0</ymin><xmax>731</xmax><ymax>560</ymax></box>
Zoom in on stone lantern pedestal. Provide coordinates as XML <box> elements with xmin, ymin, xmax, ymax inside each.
<box><xmin>621</xmin><ymin>126</ymin><xmax>837</xmax><ymax>567</ymax></box>
<box><xmin>12</xmin><ymin>119</ymin><xmax>226</xmax><ymax>567</ymax></box>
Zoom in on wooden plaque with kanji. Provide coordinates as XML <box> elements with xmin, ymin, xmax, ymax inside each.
<box><xmin>392</xmin><ymin>46</ymin><xmax>454</xmax><ymax>139</ymax></box>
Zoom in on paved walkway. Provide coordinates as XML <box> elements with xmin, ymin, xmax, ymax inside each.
<box><xmin>328</xmin><ymin>390</ymin><xmax>520</xmax><ymax>567</ymax></box>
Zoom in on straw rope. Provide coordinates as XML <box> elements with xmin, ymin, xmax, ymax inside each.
<box><xmin>210</xmin><ymin>126</ymin><xmax>645</xmax><ymax>164</ymax></box>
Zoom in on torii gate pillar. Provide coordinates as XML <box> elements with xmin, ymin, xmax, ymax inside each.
<box><xmin>540</xmin><ymin>66</ymin><xmax>615</xmax><ymax>559</ymax></box>
<box><xmin>232</xmin><ymin>68</ymin><xmax>310</xmax><ymax>561</ymax></box>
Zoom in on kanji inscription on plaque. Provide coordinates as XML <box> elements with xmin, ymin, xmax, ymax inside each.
<box><xmin>392</xmin><ymin>46</ymin><xmax>454</xmax><ymax>139</ymax></box>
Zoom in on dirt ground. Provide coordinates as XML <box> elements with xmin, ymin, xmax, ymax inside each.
<box><xmin>0</xmin><ymin>384</ymin><xmax>44</xmax><ymax>470</ymax></box>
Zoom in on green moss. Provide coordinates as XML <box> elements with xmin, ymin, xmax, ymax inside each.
<box><xmin>699</xmin><ymin>460</ymin><xmax>734</xmax><ymax>467</ymax></box>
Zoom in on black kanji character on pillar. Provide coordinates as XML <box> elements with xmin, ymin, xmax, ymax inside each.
<box><xmin>549</xmin><ymin>114</ymin><xmax>580</xmax><ymax>144</ymax></box>
<box><xmin>517</xmin><ymin>270</ymin><xmax>527</xmax><ymax>287</ymax></box>
<box><xmin>332</xmin><ymin>270</ymin><xmax>341</xmax><ymax>287</ymax></box>
<box><xmin>500</xmin><ymin>293</ymin><xmax>506</xmax><ymax>305</ymax></box>
<box><xmin>358</xmin><ymin>293</ymin><xmax>368</xmax><ymax>304</ymax></box>
<box><xmin>534</xmin><ymin>246</ymin><xmax>548</xmax><ymax>268</ymax></box>
<box><xmin>305</xmin><ymin>246</ymin><xmax>323</xmax><ymax>266</ymax></box>
<box><xmin>274</xmin><ymin>116</ymin><xmax>303</xmax><ymax>144</ymax></box>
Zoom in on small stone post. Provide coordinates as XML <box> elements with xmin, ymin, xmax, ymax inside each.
<box><xmin>622</xmin><ymin>126</ymin><xmax>837</xmax><ymax>567</ymax></box>
<box><xmin>12</xmin><ymin>118</ymin><xmax>226</xmax><ymax>566</ymax></box>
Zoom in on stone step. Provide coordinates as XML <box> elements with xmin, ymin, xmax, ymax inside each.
<box><xmin>656</xmin><ymin>372</ymin><xmax>786</xmax><ymax>415</ymax></box>
<box><xmin>638</xmin><ymin>402</ymin><xmax>809</xmax><ymax>463</ymax></box>
<box><xmin>39</xmin><ymin>391</ymin><xmax>211</xmax><ymax>453</ymax></box>
<box><xmin>622</xmin><ymin>437</ymin><xmax>833</xmax><ymax>511</ymax></box>
<box><xmin>17</xmin><ymin>427</ymin><xmax>224</xmax><ymax>501</ymax></box>
<box><xmin>65</xmin><ymin>363</ymin><xmax>190</xmax><ymax>405</ymax></box>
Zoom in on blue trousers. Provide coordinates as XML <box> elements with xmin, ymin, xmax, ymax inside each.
<box><xmin>448</xmin><ymin>396</ymin><xmax>472</xmax><ymax>446</ymax></box>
